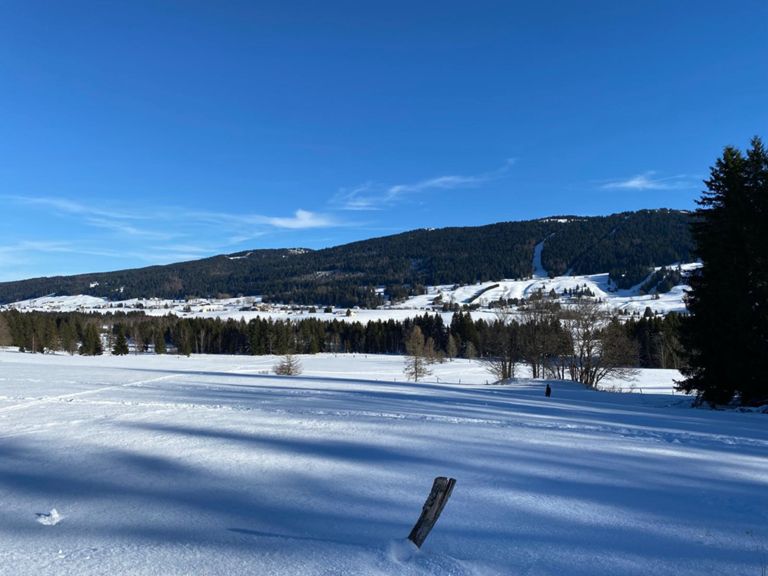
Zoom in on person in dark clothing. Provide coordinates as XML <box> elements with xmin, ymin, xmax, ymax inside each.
<box><xmin>545</xmin><ymin>383</ymin><xmax>552</xmax><ymax>397</ymax></box>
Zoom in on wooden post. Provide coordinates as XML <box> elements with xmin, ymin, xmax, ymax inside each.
<box><xmin>407</xmin><ymin>476</ymin><xmax>456</xmax><ymax>548</ymax></box>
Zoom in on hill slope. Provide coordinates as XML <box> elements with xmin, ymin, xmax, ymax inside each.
<box><xmin>0</xmin><ymin>209</ymin><xmax>693</xmax><ymax>306</ymax></box>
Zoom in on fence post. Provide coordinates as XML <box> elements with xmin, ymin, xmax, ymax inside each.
<box><xmin>407</xmin><ymin>476</ymin><xmax>456</xmax><ymax>548</ymax></box>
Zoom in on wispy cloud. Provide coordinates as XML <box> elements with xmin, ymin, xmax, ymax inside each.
<box><xmin>332</xmin><ymin>158</ymin><xmax>517</xmax><ymax>210</ymax></box>
<box><xmin>0</xmin><ymin>241</ymin><xmax>79</xmax><ymax>279</ymax></box>
<box><xmin>600</xmin><ymin>172</ymin><xmax>699</xmax><ymax>191</ymax></box>
<box><xmin>0</xmin><ymin>195</ymin><xmax>347</xmax><ymax>279</ymax></box>
<box><xmin>266</xmin><ymin>209</ymin><xmax>336</xmax><ymax>229</ymax></box>
<box><xmin>5</xmin><ymin>195</ymin><xmax>340</xmax><ymax>234</ymax></box>
<box><xmin>3</xmin><ymin>195</ymin><xmax>145</xmax><ymax>221</ymax></box>
<box><xmin>0</xmin><ymin>240</ymin><xmax>77</xmax><ymax>256</ymax></box>
<box><xmin>184</xmin><ymin>208</ymin><xmax>338</xmax><ymax>230</ymax></box>
<box><xmin>84</xmin><ymin>217</ymin><xmax>179</xmax><ymax>240</ymax></box>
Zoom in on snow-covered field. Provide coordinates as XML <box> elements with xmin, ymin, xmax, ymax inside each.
<box><xmin>0</xmin><ymin>264</ymin><xmax>701</xmax><ymax>323</ymax></box>
<box><xmin>0</xmin><ymin>350</ymin><xmax>765</xmax><ymax>575</ymax></box>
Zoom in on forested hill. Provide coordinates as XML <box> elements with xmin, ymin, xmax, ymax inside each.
<box><xmin>0</xmin><ymin>209</ymin><xmax>693</xmax><ymax>307</ymax></box>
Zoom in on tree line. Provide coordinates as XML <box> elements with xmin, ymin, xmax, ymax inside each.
<box><xmin>0</xmin><ymin>302</ymin><xmax>685</xmax><ymax>384</ymax></box>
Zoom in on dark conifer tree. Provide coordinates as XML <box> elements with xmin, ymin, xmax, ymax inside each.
<box><xmin>59</xmin><ymin>319</ymin><xmax>79</xmax><ymax>355</ymax></box>
<box><xmin>112</xmin><ymin>324</ymin><xmax>129</xmax><ymax>355</ymax></box>
<box><xmin>79</xmin><ymin>323</ymin><xmax>103</xmax><ymax>356</ymax></box>
<box><xmin>153</xmin><ymin>329</ymin><xmax>167</xmax><ymax>354</ymax></box>
<box><xmin>679</xmin><ymin>137</ymin><xmax>768</xmax><ymax>405</ymax></box>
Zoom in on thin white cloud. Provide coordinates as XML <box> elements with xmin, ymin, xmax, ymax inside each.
<box><xmin>5</xmin><ymin>195</ymin><xmax>340</xmax><ymax>233</ymax></box>
<box><xmin>0</xmin><ymin>196</ymin><xmax>348</xmax><ymax>280</ymax></box>
<box><xmin>332</xmin><ymin>183</ymin><xmax>383</xmax><ymax>211</ymax></box>
<box><xmin>600</xmin><ymin>172</ymin><xmax>698</xmax><ymax>191</ymax></box>
<box><xmin>388</xmin><ymin>174</ymin><xmax>488</xmax><ymax>196</ymax></box>
<box><xmin>85</xmin><ymin>217</ymin><xmax>179</xmax><ymax>240</ymax></box>
<box><xmin>266</xmin><ymin>209</ymin><xmax>336</xmax><ymax>229</ymax></box>
<box><xmin>185</xmin><ymin>208</ymin><xmax>338</xmax><ymax>230</ymax></box>
<box><xmin>333</xmin><ymin>158</ymin><xmax>517</xmax><ymax>211</ymax></box>
<box><xmin>3</xmin><ymin>195</ymin><xmax>146</xmax><ymax>220</ymax></box>
<box><xmin>0</xmin><ymin>240</ymin><xmax>76</xmax><ymax>255</ymax></box>
<box><xmin>0</xmin><ymin>241</ymin><xmax>78</xmax><ymax>279</ymax></box>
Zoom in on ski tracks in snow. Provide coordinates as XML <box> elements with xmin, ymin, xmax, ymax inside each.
<box><xmin>0</xmin><ymin>372</ymin><xmax>180</xmax><ymax>415</ymax></box>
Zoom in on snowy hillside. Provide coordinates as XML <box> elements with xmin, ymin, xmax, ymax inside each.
<box><xmin>0</xmin><ymin>350</ymin><xmax>765</xmax><ymax>576</ymax></box>
<box><xmin>0</xmin><ymin>264</ymin><xmax>701</xmax><ymax>323</ymax></box>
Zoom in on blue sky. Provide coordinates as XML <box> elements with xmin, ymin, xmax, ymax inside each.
<box><xmin>1</xmin><ymin>1</ymin><xmax>766</xmax><ymax>281</ymax></box>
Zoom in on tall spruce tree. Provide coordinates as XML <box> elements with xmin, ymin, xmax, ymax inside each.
<box><xmin>79</xmin><ymin>323</ymin><xmax>103</xmax><ymax>356</ymax></box>
<box><xmin>112</xmin><ymin>324</ymin><xmax>129</xmax><ymax>355</ymax></box>
<box><xmin>679</xmin><ymin>137</ymin><xmax>768</xmax><ymax>405</ymax></box>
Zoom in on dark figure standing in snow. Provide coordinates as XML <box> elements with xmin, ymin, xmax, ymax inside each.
<box><xmin>545</xmin><ymin>384</ymin><xmax>551</xmax><ymax>398</ymax></box>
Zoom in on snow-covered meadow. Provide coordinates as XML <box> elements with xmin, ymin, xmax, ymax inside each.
<box><xmin>0</xmin><ymin>350</ymin><xmax>765</xmax><ymax>575</ymax></box>
<box><xmin>1</xmin><ymin>263</ymin><xmax>701</xmax><ymax>324</ymax></box>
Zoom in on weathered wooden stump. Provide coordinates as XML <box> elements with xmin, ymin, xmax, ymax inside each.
<box><xmin>407</xmin><ymin>476</ymin><xmax>456</xmax><ymax>548</ymax></box>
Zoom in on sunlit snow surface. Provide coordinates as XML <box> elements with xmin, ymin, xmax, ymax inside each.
<box><xmin>2</xmin><ymin>264</ymin><xmax>702</xmax><ymax>322</ymax></box>
<box><xmin>0</xmin><ymin>350</ymin><xmax>765</xmax><ymax>576</ymax></box>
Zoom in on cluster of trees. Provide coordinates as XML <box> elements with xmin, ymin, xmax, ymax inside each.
<box><xmin>0</xmin><ymin>210</ymin><xmax>693</xmax><ymax>306</ymax></box>
<box><xmin>0</xmin><ymin>310</ymin><xmax>105</xmax><ymax>356</ymax></box>
<box><xmin>541</xmin><ymin>209</ymin><xmax>693</xmax><ymax>285</ymax></box>
<box><xmin>639</xmin><ymin>266</ymin><xmax>685</xmax><ymax>295</ymax></box>
<box><xmin>466</xmin><ymin>299</ymin><xmax>638</xmax><ymax>387</ymax></box>
<box><xmin>623</xmin><ymin>312</ymin><xmax>684</xmax><ymax>369</ymax></box>
<box><xmin>2</xmin><ymin>296</ymin><xmax>661</xmax><ymax>389</ymax></box>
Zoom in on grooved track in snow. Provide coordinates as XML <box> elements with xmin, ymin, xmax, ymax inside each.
<box><xmin>0</xmin><ymin>373</ymin><xmax>179</xmax><ymax>414</ymax></box>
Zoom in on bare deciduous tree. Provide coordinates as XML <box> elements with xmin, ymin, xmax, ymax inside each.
<box><xmin>404</xmin><ymin>326</ymin><xmax>432</xmax><ymax>382</ymax></box>
<box><xmin>480</xmin><ymin>308</ymin><xmax>521</xmax><ymax>383</ymax></box>
<box><xmin>519</xmin><ymin>299</ymin><xmax>564</xmax><ymax>378</ymax></box>
<box><xmin>562</xmin><ymin>299</ymin><xmax>638</xmax><ymax>388</ymax></box>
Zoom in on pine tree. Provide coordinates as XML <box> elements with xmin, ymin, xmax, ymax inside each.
<box><xmin>79</xmin><ymin>324</ymin><xmax>103</xmax><ymax>356</ymax></box>
<box><xmin>153</xmin><ymin>330</ymin><xmax>167</xmax><ymax>354</ymax></box>
<box><xmin>679</xmin><ymin>137</ymin><xmax>768</xmax><ymax>405</ymax></box>
<box><xmin>446</xmin><ymin>334</ymin><xmax>458</xmax><ymax>360</ymax></box>
<box><xmin>0</xmin><ymin>313</ymin><xmax>12</xmax><ymax>347</ymax></box>
<box><xmin>112</xmin><ymin>324</ymin><xmax>129</xmax><ymax>355</ymax></box>
<box><xmin>59</xmin><ymin>320</ymin><xmax>79</xmax><ymax>355</ymax></box>
<box><xmin>273</xmin><ymin>354</ymin><xmax>303</xmax><ymax>376</ymax></box>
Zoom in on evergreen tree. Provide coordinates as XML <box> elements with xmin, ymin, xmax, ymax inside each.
<box><xmin>153</xmin><ymin>329</ymin><xmax>167</xmax><ymax>354</ymax></box>
<box><xmin>59</xmin><ymin>320</ymin><xmax>79</xmax><ymax>355</ymax></box>
<box><xmin>0</xmin><ymin>313</ymin><xmax>12</xmax><ymax>347</ymax></box>
<box><xmin>446</xmin><ymin>334</ymin><xmax>458</xmax><ymax>360</ymax></box>
<box><xmin>40</xmin><ymin>315</ymin><xmax>59</xmax><ymax>352</ymax></box>
<box><xmin>273</xmin><ymin>354</ymin><xmax>303</xmax><ymax>376</ymax></box>
<box><xmin>112</xmin><ymin>324</ymin><xmax>129</xmax><ymax>355</ymax></box>
<box><xmin>79</xmin><ymin>323</ymin><xmax>103</xmax><ymax>356</ymax></box>
<box><xmin>679</xmin><ymin>137</ymin><xmax>768</xmax><ymax>405</ymax></box>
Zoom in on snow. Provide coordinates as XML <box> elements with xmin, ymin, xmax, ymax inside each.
<box><xmin>0</xmin><ymin>349</ymin><xmax>765</xmax><ymax>575</ymax></box>
<box><xmin>36</xmin><ymin>508</ymin><xmax>62</xmax><ymax>526</ymax></box>
<box><xmin>1</xmin><ymin>264</ymin><xmax>702</xmax><ymax>323</ymax></box>
<box><xmin>227</xmin><ymin>252</ymin><xmax>253</xmax><ymax>260</ymax></box>
<box><xmin>531</xmin><ymin>234</ymin><xmax>553</xmax><ymax>279</ymax></box>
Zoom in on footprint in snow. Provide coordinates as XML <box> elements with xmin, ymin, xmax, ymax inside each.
<box><xmin>36</xmin><ymin>508</ymin><xmax>62</xmax><ymax>526</ymax></box>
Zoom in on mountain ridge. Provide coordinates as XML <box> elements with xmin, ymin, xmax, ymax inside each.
<box><xmin>0</xmin><ymin>209</ymin><xmax>694</xmax><ymax>306</ymax></box>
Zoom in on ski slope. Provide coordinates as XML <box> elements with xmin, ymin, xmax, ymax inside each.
<box><xmin>0</xmin><ymin>350</ymin><xmax>765</xmax><ymax>575</ymax></box>
<box><xmin>1</xmin><ymin>264</ymin><xmax>701</xmax><ymax>322</ymax></box>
